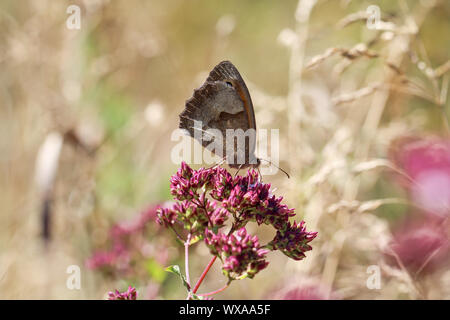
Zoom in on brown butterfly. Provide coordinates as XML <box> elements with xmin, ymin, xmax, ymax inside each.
<box><xmin>179</xmin><ymin>60</ymin><xmax>260</xmax><ymax>169</ymax></box>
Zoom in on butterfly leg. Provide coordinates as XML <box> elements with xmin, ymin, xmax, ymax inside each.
<box><xmin>233</xmin><ymin>164</ymin><xmax>245</xmax><ymax>178</ymax></box>
<box><xmin>206</xmin><ymin>156</ymin><xmax>226</xmax><ymax>170</ymax></box>
<box><xmin>257</xmin><ymin>166</ymin><xmax>263</xmax><ymax>182</ymax></box>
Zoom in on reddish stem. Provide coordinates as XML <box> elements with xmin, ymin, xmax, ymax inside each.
<box><xmin>192</xmin><ymin>224</ymin><xmax>237</xmax><ymax>295</ymax></box>
<box><xmin>192</xmin><ymin>256</ymin><xmax>217</xmax><ymax>294</ymax></box>
<box><xmin>198</xmin><ymin>283</ymin><xmax>229</xmax><ymax>297</ymax></box>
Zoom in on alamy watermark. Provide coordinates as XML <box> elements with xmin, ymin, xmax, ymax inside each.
<box><xmin>66</xmin><ymin>265</ymin><xmax>81</xmax><ymax>290</ymax></box>
<box><xmin>366</xmin><ymin>265</ymin><xmax>381</xmax><ymax>290</ymax></box>
<box><xmin>366</xmin><ymin>5</ymin><xmax>381</xmax><ymax>30</ymax></box>
<box><xmin>66</xmin><ymin>5</ymin><xmax>81</xmax><ymax>30</ymax></box>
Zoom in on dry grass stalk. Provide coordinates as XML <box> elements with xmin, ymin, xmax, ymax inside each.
<box><xmin>327</xmin><ymin>198</ymin><xmax>406</xmax><ymax>215</ymax></box>
<box><xmin>336</xmin><ymin>10</ymin><xmax>369</xmax><ymax>29</ymax></box>
<box><xmin>433</xmin><ymin>60</ymin><xmax>450</xmax><ymax>78</ymax></box>
<box><xmin>306</xmin><ymin>43</ymin><xmax>378</xmax><ymax>70</ymax></box>
<box><xmin>332</xmin><ymin>82</ymin><xmax>382</xmax><ymax>105</ymax></box>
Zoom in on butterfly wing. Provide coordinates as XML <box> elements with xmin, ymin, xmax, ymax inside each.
<box><xmin>206</xmin><ymin>61</ymin><xmax>256</xmax><ymax>132</ymax></box>
<box><xmin>179</xmin><ymin>61</ymin><xmax>258</xmax><ymax>168</ymax></box>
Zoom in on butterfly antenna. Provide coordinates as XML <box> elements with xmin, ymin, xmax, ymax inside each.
<box><xmin>259</xmin><ymin>158</ymin><xmax>290</xmax><ymax>179</ymax></box>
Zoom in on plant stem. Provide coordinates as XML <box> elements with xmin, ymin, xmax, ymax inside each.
<box><xmin>169</xmin><ymin>225</ymin><xmax>184</xmax><ymax>242</ymax></box>
<box><xmin>185</xmin><ymin>234</ymin><xmax>191</xmax><ymax>288</ymax></box>
<box><xmin>198</xmin><ymin>283</ymin><xmax>229</xmax><ymax>297</ymax></box>
<box><xmin>191</xmin><ymin>223</ymin><xmax>238</xmax><ymax>295</ymax></box>
<box><xmin>192</xmin><ymin>256</ymin><xmax>217</xmax><ymax>294</ymax></box>
<box><xmin>185</xmin><ymin>234</ymin><xmax>192</xmax><ymax>300</ymax></box>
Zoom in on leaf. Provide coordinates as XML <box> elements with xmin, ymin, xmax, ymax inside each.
<box><xmin>189</xmin><ymin>234</ymin><xmax>202</xmax><ymax>245</ymax></box>
<box><xmin>211</xmin><ymin>225</ymin><xmax>220</xmax><ymax>234</ymax></box>
<box><xmin>190</xmin><ymin>293</ymin><xmax>204</xmax><ymax>300</ymax></box>
<box><xmin>165</xmin><ymin>265</ymin><xmax>190</xmax><ymax>291</ymax></box>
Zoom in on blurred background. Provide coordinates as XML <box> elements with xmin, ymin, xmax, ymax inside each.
<box><xmin>0</xmin><ymin>0</ymin><xmax>449</xmax><ymax>299</ymax></box>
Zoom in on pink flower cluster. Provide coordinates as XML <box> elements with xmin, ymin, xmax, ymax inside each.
<box><xmin>389</xmin><ymin>137</ymin><xmax>450</xmax><ymax>276</ymax></box>
<box><xmin>205</xmin><ymin>228</ymin><xmax>269</xmax><ymax>279</ymax></box>
<box><xmin>270</xmin><ymin>284</ymin><xmax>333</xmax><ymax>300</ymax></box>
<box><xmin>268</xmin><ymin>221</ymin><xmax>318</xmax><ymax>261</ymax></box>
<box><xmin>391</xmin><ymin>137</ymin><xmax>450</xmax><ymax>217</ymax></box>
<box><xmin>108</xmin><ymin>286</ymin><xmax>137</xmax><ymax>300</ymax></box>
<box><xmin>110</xmin><ymin>205</ymin><xmax>161</xmax><ymax>239</ymax></box>
<box><xmin>85</xmin><ymin>242</ymin><xmax>131</xmax><ymax>274</ymax></box>
<box><xmin>157</xmin><ymin>162</ymin><xmax>317</xmax><ymax>281</ymax></box>
<box><xmin>86</xmin><ymin>205</ymin><xmax>170</xmax><ymax>278</ymax></box>
<box><xmin>390</xmin><ymin>219</ymin><xmax>449</xmax><ymax>275</ymax></box>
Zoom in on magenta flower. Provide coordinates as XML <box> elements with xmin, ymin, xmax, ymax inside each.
<box><xmin>161</xmin><ymin>164</ymin><xmax>297</xmax><ymax>230</ymax></box>
<box><xmin>86</xmin><ymin>243</ymin><xmax>131</xmax><ymax>273</ymax></box>
<box><xmin>391</xmin><ymin>137</ymin><xmax>450</xmax><ymax>217</ymax></box>
<box><xmin>388</xmin><ymin>219</ymin><xmax>449</xmax><ymax>276</ymax></box>
<box><xmin>269</xmin><ymin>282</ymin><xmax>333</xmax><ymax>300</ymax></box>
<box><xmin>111</xmin><ymin>204</ymin><xmax>162</xmax><ymax>239</ymax></box>
<box><xmin>281</xmin><ymin>286</ymin><xmax>329</xmax><ymax>300</ymax></box>
<box><xmin>170</xmin><ymin>162</ymin><xmax>214</xmax><ymax>201</ymax></box>
<box><xmin>205</xmin><ymin>227</ymin><xmax>269</xmax><ymax>280</ymax></box>
<box><xmin>108</xmin><ymin>286</ymin><xmax>138</xmax><ymax>300</ymax></box>
<box><xmin>268</xmin><ymin>221</ymin><xmax>318</xmax><ymax>261</ymax></box>
<box><xmin>157</xmin><ymin>162</ymin><xmax>317</xmax><ymax>284</ymax></box>
<box><xmin>87</xmin><ymin>203</ymin><xmax>171</xmax><ymax>286</ymax></box>
<box><xmin>210</xmin><ymin>166</ymin><xmax>234</xmax><ymax>201</ymax></box>
<box><xmin>219</xmin><ymin>169</ymin><xmax>296</xmax><ymax>229</ymax></box>
<box><xmin>157</xmin><ymin>196</ymin><xmax>229</xmax><ymax>237</ymax></box>
<box><xmin>156</xmin><ymin>206</ymin><xmax>178</xmax><ymax>228</ymax></box>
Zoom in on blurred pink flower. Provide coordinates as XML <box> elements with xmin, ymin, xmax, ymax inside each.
<box><xmin>389</xmin><ymin>219</ymin><xmax>449</xmax><ymax>276</ymax></box>
<box><xmin>86</xmin><ymin>203</ymin><xmax>172</xmax><ymax>278</ymax></box>
<box><xmin>268</xmin><ymin>281</ymin><xmax>333</xmax><ymax>300</ymax></box>
<box><xmin>85</xmin><ymin>243</ymin><xmax>131</xmax><ymax>273</ymax></box>
<box><xmin>390</xmin><ymin>137</ymin><xmax>450</xmax><ymax>217</ymax></box>
<box><xmin>108</xmin><ymin>286</ymin><xmax>137</xmax><ymax>300</ymax></box>
<box><xmin>110</xmin><ymin>203</ymin><xmax>170</xmax><ymax>240</ymax></box>
<box><xmin>281</xmin><ymin>287</ymin><xmax>329</xmax><ymax>300</ymax></box>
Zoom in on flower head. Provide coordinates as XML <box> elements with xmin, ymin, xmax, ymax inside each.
<box><xmin>87</xmin><ymin>203</ymin><xmax>170</xmax><ymax>286</ymax></box>
<box><xmin>267</xmin><ymin>221</ymin><xmax>318</xmax><ymax>260</ymax></box>
<box><xmin>210</xmin><ymin>166</ymin><xmax>234</xmax><ymax>201</ymax></box>
<box><xmin>108</xmin><ymin>286</ymin><xmax>137</xmax><ymax>300</ymax></box>
<box><xmin>388</xmin><ymin>219</ymin><xmax>449</xmax><ymax>276</ymax></box>
<box><xmin>169</xmin><ymin>162</ymin><xmax>216</xmax><ymax>201</ymax></box>
<box><xmin>281</xmin><ymin>286</ymin><xmax>329</xmax><ymax>300</ymax></box>
<box><xmin>158</xmin><ymin>162</ymin><xmax>317</xmax><ymax>283</ymax></box>
<box><xmin>269</xmin><ymin>281</ymin><xmax>333</xmax><ymax>300</ymax></box>
<box><xmin>112</xmin><ymin>205</ymin><xmax>162</xmax><ymax>239</ymax></box>
<box><xmin>222</xmin><ymin>170</ymin><xmax>295</xmax><ymax>229</ymax></box>
<box><xmin>390</xmin><ymin>137</ymin><xmax>450</xmax><ymax>217</ymax></box>
<box><xmin>157</xmin><ymin>194</ymin><xmax>229</xmax><ymax>238</ymax></box>
<box><xmin>86</xmin><ymin>243</ymin><xmax>131</xmax><ymax>273</ymax></box>
<box><xmin>156</xmin><ymin>206</ymin><xmax>178</xmax><ymax>228</ymax></box>
<box><xmin>205</xmin><ymin>227</ymin><xmax>269</xmax><ymax>280</ymax></box>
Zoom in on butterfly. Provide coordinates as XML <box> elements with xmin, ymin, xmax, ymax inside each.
<box><xmin>179</xmin><ymin>60</ymin><xmax>260</xmax><ymax>169</ymax></box>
